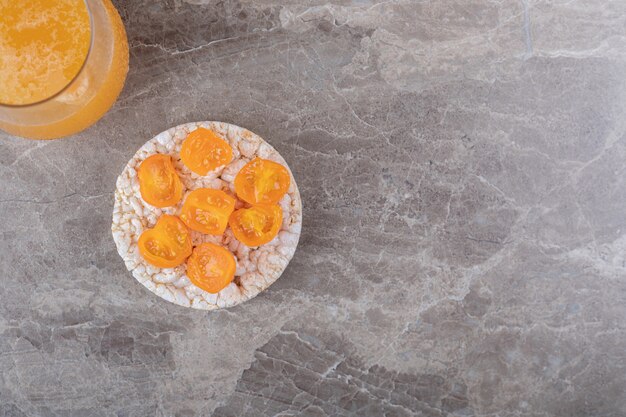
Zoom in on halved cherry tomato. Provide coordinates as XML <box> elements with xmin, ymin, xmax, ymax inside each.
<box><xmin>180</xmin><ymin>188</ymin><xmax>236</xmax><ymax>235</ymax></box>
<box><xmin>137</xmin><ymin>154</ymin><xmax>183</xmax><ymax>208</ymax></box>
<box><xmin>234</xmin><ymin>157</ymin><xmax>290</xmax><ymax>205</ymax></box>
<box><xmin>180</xmin><ymin>128</ymin><xmax>233</xmax><ymax>175</ymax></box>
<box><xmin>138</xmin><ymin>215</ymin><xmax>192</xmax><ymax>268</ymax></box>
<box><xmin>229</xmin><ymin>204</ymin><xmax>283</xmax><ymax>247</ymax></box>
<box><xmin>186</xmin><ymin>243</ymin><xmax>236</xmax><ymax>293</ymax></box>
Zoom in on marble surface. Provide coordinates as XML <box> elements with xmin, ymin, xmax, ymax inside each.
<box><xmin>1</xmin><ymin>0</ymin><xmax>625</xmax><ymax>415</ymax></box>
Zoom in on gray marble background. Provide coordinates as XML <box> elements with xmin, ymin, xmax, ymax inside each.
<box><xmin>1</xmin><ymin>0</ymin><xmax>625</xmax><ymax>416</ymax></box>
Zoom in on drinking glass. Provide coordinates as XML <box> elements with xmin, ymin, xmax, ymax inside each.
<box><xmin>0</xmin><ymin>0</ymin><xmax>129</xmax><ymax>139</ymax></box>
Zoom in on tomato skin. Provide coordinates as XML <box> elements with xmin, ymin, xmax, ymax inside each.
<box><xmin>138</xmin><ymin>215</ymin><xmax>192</xmax><ymax>268</ymax></box>
<box><xmin>186</xmin><ymin>243</ymin><xmax>236</xmax><ymax>293</ymax></box>
<box><xmin>137</xmin><ymin>154</ymin><xmax>183</xmax><ymax>208</ymax></box>
<box><xmin>180</xmin><ymin>128</ymin><xmax>233</xmax><ymax>176</ymax></box>
<box><xmin>234</xmin><ymin>158</ymin><xmax>290</xmax><ymax>205</ymax></box>
<box><xmin>179</xmin><ymin>189</ymin><xmax>236</xmax><ymax>235</ymax></box>
<box><xmin>229</xmin><ymin>204</ymin><xmax>283</xmax><ymax>247</ymax></box>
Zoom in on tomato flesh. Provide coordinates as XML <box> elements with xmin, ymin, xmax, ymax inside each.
<box><xmin>234</xmin><ymin>158</ymin><xmax>290</xmax><ymax>205</ymax></box>
<box><xmin>180</xmin><ymin>128</ymin><xmax>233</xmax><ymax>175</ymax></box>
<box><xmin>138</xmin><ymin>215</ymin><xmax>192</xmax><ymax>268</ymax></box>
<box><xmin>138</xmin><ymin>154</ymin><xmax>183</xmax><ymax>208</ymax></box>
<box><xmin>180</xmin><ymin>188</ymin><xmax>236</xmax><ymax>235</ymax></box>
<box><xmin>229</xmin><ymin>204</ymin><xmax>283</xmax><ymax>247</ymax></box>
<box><xmin>186</xmin><ymin>243</ymin><xmax>236</xmax><ymax>293</ymax></box>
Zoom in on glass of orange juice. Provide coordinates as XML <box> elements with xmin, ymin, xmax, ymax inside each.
<box><xmin>0</xmin><ymin>0</ymin><xmax>129</xmax><ymax>140</ymax></box>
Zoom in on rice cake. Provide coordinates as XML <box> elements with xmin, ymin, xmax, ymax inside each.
<box><xmin>111</xmin><ymin>122</ymin><xmax>302</xmax><ymax>309</ymax></box>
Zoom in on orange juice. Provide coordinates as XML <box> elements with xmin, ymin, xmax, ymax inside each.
<box><xmin>0</xmin><ymin>0</ymin><xmax>129</xmax><ymax>139</ymax></box>
<box><xmin>0</xmin><ymin>0</ymin><xmax>91</xmax><ymax>106</ymax></box>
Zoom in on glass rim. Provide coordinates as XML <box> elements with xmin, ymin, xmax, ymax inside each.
<box><xmin>0</xmin><ymin>0</ymin><xmax>94</xmax><ymax>109</ymax></box>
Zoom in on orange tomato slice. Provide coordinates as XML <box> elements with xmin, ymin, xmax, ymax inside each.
<box><xmin>180</xmin><ymin>128</ymin><xmax>233</xmax><ymax>175</ymax></box>
<box><xmin>137</xmin><ymin>154</ymin><xmax>183</xmax><ymax>208</ymax></box>
<box><xmin>234</xmin><ymin>157</ymin><xmax>291</xmax><ymax>205</ymax></box>
<box><xmin>186</xmin><ymin>243</ymin><xmax>236</xmax><ymax>293</ymax></box>
<box><xmin>229</xmin><ymin>204</ymin><xmax>283</xmax><ymax>247</ymax></box>
<box><xmin>180</xmin><ymin>188</ymin><xmax>236</xmax><ymax>235</ymax></box>
<box><xmin>138</xmin><ymin>215</ymin><xmax>192</xmax><ymax>268</ymax></box>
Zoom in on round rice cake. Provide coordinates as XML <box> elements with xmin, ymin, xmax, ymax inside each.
<box><xmin>111</xmin><ymin>122</ymin><xmax>302</xmax><ymax>310</ymax></box>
